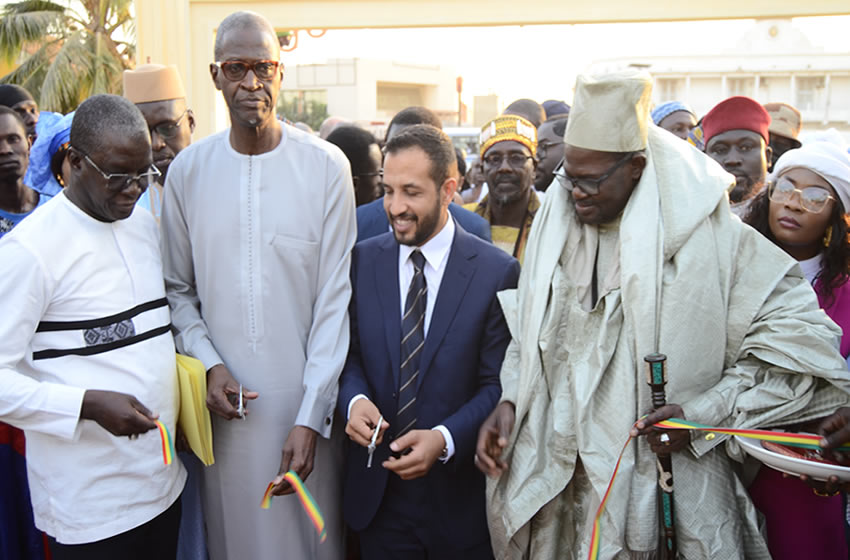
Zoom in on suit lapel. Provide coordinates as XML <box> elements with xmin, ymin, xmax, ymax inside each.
<box><xmin>375</xmin><ymin>236</ymin><xmax>402</xmax><ymax>383</ymax></box>
<box><xmin>416</xmin><ymin>228</ymin><xmax>476</xmax><ymax>393</ymax></box>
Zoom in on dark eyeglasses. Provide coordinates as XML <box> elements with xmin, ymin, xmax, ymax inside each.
<box><xmin>150</xmin><ymin>109</ymin><xmax>189</xmax><ymax>139</ymax></box>
<box><xmin>482</xmin><ymin>153</ymin><xmax>533</xmax><ymax>168</ymax></box>
<box><xmin>80</xmin><ymin>152</ymin><xmax>160</xmax><ymax>192</ymax></box>
<box><xmin>214</xmin><ymin>60</ymin><xmax>281</xmax><ymax>82</ymax></box>
<box><xmin>769</xmin><ymin>177</ymin><xmax>835</xmax><ymax>214</ymax></box>
<box><xmin>537</xmin><ymin>141</ymin><xmax>564</xmax><ymax>159</ymax></box>
<box><xmin>555</xmin><ymin>152</ymin><xmax>634</xmax><ymax>196</ymax></box>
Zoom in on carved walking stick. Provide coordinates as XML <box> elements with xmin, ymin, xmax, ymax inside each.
<box><xmin>644</xmin><ymin>353</ymin><xmax>678</xmax><ymax>559</ymax></box>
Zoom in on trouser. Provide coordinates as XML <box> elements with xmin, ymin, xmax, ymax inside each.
<box><xmin>47</xmin><ymin>496</ymin><xmax>182</xmax><ymax>560</ymax></box>
<box><xmin>358</xmin><ymin>476</ymin><xmax>493</xmax><ymax>560</ymax></box>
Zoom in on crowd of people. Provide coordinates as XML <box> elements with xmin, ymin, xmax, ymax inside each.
<box><xmin>3</xmin><ymin>8</ymin><xmax>850</xmax><ymax>560</ymax></box>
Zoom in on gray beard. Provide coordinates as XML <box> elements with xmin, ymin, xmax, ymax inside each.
<box><xmin>492</xmin><ymin>188</ymin><xmax>524</xmax><ymax>206</ymax></box>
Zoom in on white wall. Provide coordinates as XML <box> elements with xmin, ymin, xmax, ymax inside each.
<box><xmin>282</xmin><ymin>58</ymin><xmax>458</xmax><ymax>123</ymax></box>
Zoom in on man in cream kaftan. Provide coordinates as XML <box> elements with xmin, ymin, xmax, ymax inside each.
<box><xmin>160</xmin><ymin>13</ymin><xmax>355</xmax><ymax>559</ymax></box>
<box><xmin>161</xmin><ymin>121</ymin><xmax>355</xmax><ymax>559</ymax></box>
<box><xmin>481</xmin><ymin>71</ymin><xmax>850</xmax><ymax>560</ymax></box>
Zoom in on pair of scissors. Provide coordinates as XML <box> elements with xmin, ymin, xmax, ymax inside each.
<box><xmin>236</xmin><ymin>384</ymin><xmax>245</xmax><ymax>419</ymax></box>
<box><xmin>367</xmin><ymin>416</ymin><xmax>383</xmax><ymax>468</ymax></box>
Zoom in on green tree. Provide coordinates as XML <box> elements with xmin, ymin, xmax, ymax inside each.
<box><xmin>0</xmin><ymin>0</ymin><xmax>134</xmax><ymax>113</ymax></box>
<box><xmin>278</xmin><ymin>92</ymin><xmax>329</xmax><ymax>132</ymax></box>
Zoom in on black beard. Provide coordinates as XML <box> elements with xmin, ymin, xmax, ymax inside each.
<box><xmin>729</xmin><ymin>177</ymin><xmax>764</xmax><ymax>204</ymax></box>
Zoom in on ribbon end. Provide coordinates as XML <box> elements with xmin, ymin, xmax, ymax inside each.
<box><xmin>260</xmin><ymin>482</ymin><xmax>275</xmax><ymax>510</ymax></box>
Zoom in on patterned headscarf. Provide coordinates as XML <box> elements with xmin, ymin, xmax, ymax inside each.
<box><xmin>480</xmin><ymin>115</ymin><xmax>537</xmax><ymax>157</ymax></box>
<box><xmin>24</xmin><ymin>112</ymin><xmax>74</xmax><ymax>197</ymax></box>
<box><xmin>651</xmin><ymin>101</ymin><xmax>695</xmax><ymax>126</ymax></box>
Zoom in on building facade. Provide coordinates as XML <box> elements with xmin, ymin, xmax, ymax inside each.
<box><xmin>280</xmin><ymin>58</ymin><xmax>460</xmax><ymax>129</ymax></box>
<box><xmin>588</xmin><ymin>19</ymin><xmax>850</xmax><ymax>142</ymax></box>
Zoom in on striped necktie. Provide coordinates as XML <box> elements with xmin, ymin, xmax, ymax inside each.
<box><xmin>397</xmin><ymin>249</ymin><xmax>426</xmax><ymax>437</ymax></box>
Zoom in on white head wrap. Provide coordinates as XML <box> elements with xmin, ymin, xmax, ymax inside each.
<box><xmin>771</xmin><ymin>140</ymin><xmax>850</xmax><ymax>213</ymax></box>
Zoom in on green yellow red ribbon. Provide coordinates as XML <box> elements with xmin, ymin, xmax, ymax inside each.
<box><xmin>261</xmin><ymin>482</ymin><xmax>275</xmax><ymax>509</ymax></box>
<box><xmin>655</xmin><ymin>418</ymin><xmax>850</xmax><ymax>450</ymax></box>
<box><xmin>588</xmin><ymin>432</ymin><xmax>635</xmax><ymax>560</ymax></box>
<box><xmin>155</xmin><ymin>420</ymin><xmax>174</xmax><ymax>466</ymax></box>
<box><xmin>260</xmin><ymin>470</ymin><xmax>327</xmax><ymax>543</ymax></box>
<box><xmin>587</xmin><ymin>417</ymin><xmax>849</xmax><ymax>559</ymax></box>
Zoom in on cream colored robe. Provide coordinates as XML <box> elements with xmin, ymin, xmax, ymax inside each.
<box><xmin>488</xmin><ymin>126</ymin><xmax>850</xmax><ymax>559</ymax></box>
<box><xmin>161</xmin><ymin>126</ymin><xmax>355</xmax><ymax>560</ymax></box>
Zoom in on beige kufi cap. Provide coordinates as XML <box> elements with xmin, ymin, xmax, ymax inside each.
<box><xmin>123</xmin><ymin>64</ymin><xmax>186</xmax><ymax>104</ymax></box>
<box><xmin>764</xmin><ymin>102</ymin><xmax>802</xmax><ymax>144</ymax></box>
<box><xmin>564</xmin><ymin>70</ymin><xmax>653</xmax><ymax>152</ymax></box>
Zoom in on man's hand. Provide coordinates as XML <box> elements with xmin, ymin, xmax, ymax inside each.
<box><xmin>80</xmin><ymin>389</ymin><xmax>158</xmax><ymax>437</ymax></box>
<box><xmin>475</xmin><ymin>401</ymin><xmax>515</xmax><ymax>478</ymax></box>
<box><xmin>798</xmin><ymin>472</ymin><xmax>849</xmax><ymax>496</ymax></box>
<box><xmin>818</xmin><ymin>407</ymin><xmax>850</xmax><ymax>452</ymax></box>
<box><xmin>345</xmin><ymin>398</ymin><xmax>389</xmax><ymax>448</ymax></box>
<box><xmin>630</xmin><ymin>404</ymin><xmax>690</xmax><ymax>454</ymax></box>
<box><xmin>206</xmin><ymin>364</ymin><xmax>258</xmax><ymax>420</ymax></box>
<box><xmin>382</xmin><ymin>429</ymin><xmax>445</xmax><ymax>480</ymax></box>
<box><xmin>795</xmin><ymin>407</ymin><xmax>850</xmax><ymax>494</ymax></box>
<box><xmin>270</xmin><ymin>426</ymin><xmax>318</xmax><ymax>496</ymax></box>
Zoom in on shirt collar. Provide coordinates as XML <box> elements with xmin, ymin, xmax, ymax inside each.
<box><xmin>399</xmin><ymin>213</ymin><xmax>455</xmax><ymax>271</ymax></box>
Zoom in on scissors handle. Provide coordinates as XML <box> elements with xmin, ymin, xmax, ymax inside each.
<box><xmin>237</xmin><ymin>384</ymin><xmax>245</xmax><ymax>418</ymax></box>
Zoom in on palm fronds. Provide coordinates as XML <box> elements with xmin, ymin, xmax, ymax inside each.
<box><xmin>0</xmin><ymin>0</ymin><xmax>134</xmax><ymax>113</ymax></box>
<box><xmin>0</xmin><ymin>10</ymin><xmax>63</xmax><ymax>63</ymax></box>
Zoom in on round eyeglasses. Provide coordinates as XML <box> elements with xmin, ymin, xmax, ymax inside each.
<box><xmin>482</xmin><ymin>153</ymin><xmax>533</xmax><ymax>168</ymax></box>
<box><xmin>214</xmin><ymin>60</ymin><xmax>280</xmax><ymax>82</ymax></box>
<box><xmin>80</xmin><ymin>152</ymin><xmax>161</xmax><ymax>193</ymax></box>
<box><xmin>150</xmin><ymin>109</ymin><xmax>189</xmax><ymax>140</ymax></box>
<box><xmin>537</xmin><ymin>141</ymin><xmax>564</xmax><ymax>159</ymax></box>
<box><xmin>768</xmin><ymin>177</ymin><xmax>835</xmax><ymax>214</ymax></box>
<box><xmin>555</xmin><ymin>152</ymin><xmax>634</xmax><ymax>196</ymax></box>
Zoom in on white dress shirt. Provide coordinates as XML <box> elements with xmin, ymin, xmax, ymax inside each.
<box><xmin>799</xmin><ymin>253</ymin><xmax>823</xmax><ymax>285</ymax></box>
<box><xmin>349</xmin><ymin>216</ymin><xmax>457</xmax><ymax>460</ymax></box>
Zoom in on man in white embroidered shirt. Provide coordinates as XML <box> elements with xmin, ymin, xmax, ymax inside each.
<box><xmin>339</xmin><ymin>124</ymin><xmax>519</xmax><ymax>558</ymax></box>
<box><xmin>0</xmin><ymin>94</ymin><xmax>185</xmax><ymax>560</ymax></box>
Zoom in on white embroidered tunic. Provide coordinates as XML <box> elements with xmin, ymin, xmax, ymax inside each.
<box><xmin>0</xmin><ymin>192</ymin><xmax>185</xmax><ymax>544</ymax></box>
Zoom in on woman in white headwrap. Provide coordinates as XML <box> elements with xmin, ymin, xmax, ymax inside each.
<box><xmin>743</xmin><ymin>139</ymin><xmax>850</xmax><ymax>560</ymax></box>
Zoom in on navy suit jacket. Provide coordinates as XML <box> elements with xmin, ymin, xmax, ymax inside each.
<box><xmin>338</xmin><ymin>223</ymin><xmax>519</xmax><ymax>547</ymax></box>
<box><xmin>356</xmin><ymin>197</ymin><xmax>492</xmax><ymax>244</ymax></box>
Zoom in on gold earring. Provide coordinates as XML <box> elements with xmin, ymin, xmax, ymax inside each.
<box><xmin>824</xmin><ymin>226</ymin><xmax>833</xmax><ymax>247</ymax></box>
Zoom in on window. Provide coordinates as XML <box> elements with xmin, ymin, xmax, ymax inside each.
<box><xmin>727</xmin><ymin>77</ymin><xmax>754</xmax><ymax>98</ymax></box>
<box><xmin>796</xmin><ymin>76</ymin><xmax>826</xmax><ymax>111</ymax></box>
<box><xmin>656</xmin><ymin>78</ymin><xmax>684</xmax><ymax>102</ymax></box>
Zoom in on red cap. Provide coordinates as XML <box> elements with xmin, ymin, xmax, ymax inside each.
<box><xmin>702</xmin><ymin>96</ymin><xmax>771</xmax><ymax>146</ymax></box>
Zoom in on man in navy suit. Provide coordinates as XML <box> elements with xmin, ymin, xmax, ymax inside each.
<box><xmin>339</xmin><ymin>124</ymin><xmax>519</xmax><ymax>559</ymax></box>
<box><xmin>356</xmin><ymin>105</ymin><xmax>491</xmax><ymax>243</ymax></box>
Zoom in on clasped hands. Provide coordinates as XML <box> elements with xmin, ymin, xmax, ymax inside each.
<box><xmin>345</xmin><ymin>398</ymin><xmax>445</xmax><ymax>480</ymax></box>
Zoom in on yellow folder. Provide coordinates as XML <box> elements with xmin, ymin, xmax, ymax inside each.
<box><xmin>176</xmin><ymin>354</ymin><xmax>215</xmax><ymax>466</ymax></box>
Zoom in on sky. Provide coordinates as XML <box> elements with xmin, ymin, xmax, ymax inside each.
<box><xmin>1</xmin><ymin>3</ymin><xmax>846</xmax><ymax>113</ymax></box>
<box><xmin>279</xmin><ymin>16</ymin><xmax>850</xmax><ymax>107</ymax></box>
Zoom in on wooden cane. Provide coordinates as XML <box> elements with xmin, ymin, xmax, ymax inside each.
<box><xmin>644</xmin><ymin>353</ymin><xmax>678</xmax><ymax>559</ymax></box>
